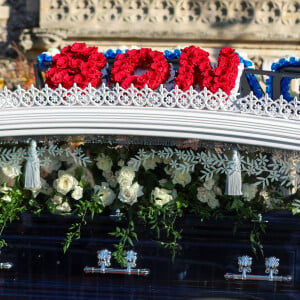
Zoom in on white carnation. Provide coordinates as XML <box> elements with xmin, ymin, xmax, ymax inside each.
<box><xmin>118</xmin><ymin>182</ymin><xmax>143</xmax><ymax>206</ymax></box>
<box><xmin>94</xmin><ymin>182</ymin><xmax>116</xmax><ymax>207</ymax></box>
<box><xmin>172</xmin><ymin>170</ymin><xmax>191</xmax><ymax>187</ymax></box>
<box><xmin>71</xmin><ymin>185</ymin><xmax>83</xmax><ymax>200</ymax></box>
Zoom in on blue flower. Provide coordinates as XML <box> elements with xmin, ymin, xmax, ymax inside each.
<box><xmin>104</xmin><ymin>49</ymin><xmax>117</xmax><ymax>59</ymax></box>
<box><xmin>268</xmin><ymin>57</ymin><xmax>300</xmax><ymax>102</ymax></box>
<box><xmin>164</xmin><ymin>49</ymin><xmax>181</xmax><ymax>60</ymax></box>
<box><xmin>37</xmin><ymin>53</ymin><xmax>52</xmax><ymax>70</ymax></box>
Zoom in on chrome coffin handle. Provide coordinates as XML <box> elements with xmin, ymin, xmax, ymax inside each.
<box><xmin>225</xmin><ymin>255</ymin><xmax>292</xmax><ymax>282</ymax></box>
<box><xmin>0</xmin><ymin>262</ymin><xmax>13</xmax><ymax>269</ymax></box>
<box><xmin>84</xmin><ymin>249</ymin><xmax>150</xmax><ymax>276</ymax></box>
<box><xmin>0</xmin><ymin>251</ymin><xmax>13</xmax><ymax>270</ymax></box>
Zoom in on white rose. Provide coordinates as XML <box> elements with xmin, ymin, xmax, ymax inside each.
<box><xmin>94</xmin><ymin>182</ymin><xmax>116</xmax><ymax>207</ymax></box>
<box><xmin>151</xmin><ymin>187</ymin><xmax>174</xmax><ymax>207</ymax></box>
<box><xmin>118</xmin><ymin>182</ymin><xmax>143</xmax><ymax>206</ymax></box>
<box><xmin>54</xmin><ymin>173</ymin><xmax>78</xmax><ymax>195</ymax></box>
<box><xmin>2</xmin><ymin>164</ymin><xmax>22</xmax><ymax>178</ymax></box>
<box><xmin>142</xmin><ymin>156</ymin><xmax>157</xmax><ymax>171</ymax></box>
<box><xmin>117</xmin><ymin>166</ymin><xmax>135</xmax><ymax>188</ymax></box>
<box><xmin>71</xmin><ymin>185</ymin><xmax>83</xmax><ymax>200</ymax></box>
<box><xmin>172</xmin><ymin>170</ymin><xmax>191</xmax><ymax>187</ymax></box>
<box><xmin>208</xmin><ymin>197</ymin><xmax>220</xmax><ymax>209</ymax></box>
<box><xmin>203</xmin><ymin>178</ymin><xmax>215</xmax><ymax>190</ymax></box>
<box><xmin>242</xmin><ymin>183</ymin><xmax>257</xmax><ymax>201</ymax></box>
<box><xmin>96</xmin><ymin>154</ymin><xmax>113</xmax><ymax>172</ymax></box>
<box><xmin>197</xmin><ymin>187</ymin><xmax>208</xmax><ymax>203</ymax></box>
<box><xmin>56</xmin><ymin>201</ymin><xmax>71</xmax><ymax>213</ymax></box>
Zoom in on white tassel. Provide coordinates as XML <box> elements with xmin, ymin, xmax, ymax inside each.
<box><xmin>225</xmin><ymin>148</ymin><xmax>242</xmax><ymax>196</ymax></box>
<box><xmin>25</xmin><ymin>140</ymin><xmax>41</xmax><ymax>190</ymax></box>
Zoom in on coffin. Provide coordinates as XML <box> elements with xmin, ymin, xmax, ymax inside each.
<box><xmin>0</xmin><ymin>84</ymin><xmax>299</xmax><ymax>299</ymax></box>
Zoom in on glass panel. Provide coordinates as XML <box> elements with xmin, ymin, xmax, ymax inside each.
<box><xmin>0</xmin><ymin>134</ymin><xmax>299</xmax><ymax>299</ymax></box>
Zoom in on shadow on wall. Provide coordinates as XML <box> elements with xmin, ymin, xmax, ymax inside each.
<box><xmin>0</xmin><ymin>0</ymin><xmax>39</xmax><ymax>58</ymax></box>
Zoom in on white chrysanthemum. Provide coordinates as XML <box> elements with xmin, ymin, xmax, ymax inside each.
<box><xmin>71</xmin><ymin>185</ymin><xmax>83</xmax><ymax>200</ymax></box>
<box><xmin>172</xmin><ymin>170</ymin><xmax>191</xmax><ymax>187</ymax></box>
<box><xmin>117</xmin><ymin>166</ymin><xmax>135</xmax><ymax>188</ymax></box>
<box><xmin>118</xmin><ymin>182</ymin><xmax>143</xmax><ymax>206</ymax></box>
<box><xmin>203</xmin><ymin>178</ymin><xmax>215</xmax><ymax>191</ymax></box>
<box><xmin>54</xmin><ymin>172</ymin><xmax>78</xmax><ymax>195</ymax></box>
<box><xmin>151</xmin><ymin>187</ymin><xmax>176</xmax><ymax>207</ymax></box>
<box><xmin>96</xmin><ymin>154</ymin><xmax>113</xmax><ymax>172</ymax></box>
<box><xmin>94</xmin><ymin>182</ymin><xmax>116</xmax><ymax>207</ymax></box>
<box><xmin>1</xmin><ymin>164</ymin><xmax>22</xmax><ymax>178</ymax></box>
<box><xmin>242</xmin><ymin>183</ymin><xmax>257</xmax><ymax>201</ymax></box>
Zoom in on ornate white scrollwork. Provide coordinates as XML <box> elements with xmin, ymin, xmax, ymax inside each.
<box><xmin>0</xmin><ymin>84</ymin><xmax>299</xmax><ymax>121</ymax></box>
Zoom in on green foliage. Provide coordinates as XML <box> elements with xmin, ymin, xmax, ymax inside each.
<box><xmin>63</xmin><ymin>197</ymin><xmax>104</xmax><ymax>253</ymax></box>
<box><xmin>109</xmin><ymin>221</ymin><xmax>138</xmax><ymax>266</ymax></box>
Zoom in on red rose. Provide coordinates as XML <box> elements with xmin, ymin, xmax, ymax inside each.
<box><xmin>110</xmin><ymin>48</ymin><xmax>170</xmax><ymax>90</ymax></box>
<box><xmin>45</xmin><ymin>43</ymin><xmax>107</xmax><ymax>89</ymax></box>
<box><xmin>54</xmin><ymin>56</ymin><xmax>70</xmax><ymax>69</ymax></box>
<box><xmin>71</xmin><ymin>43</ymin><xmax>87</xmax><ymax>53</ymax></box>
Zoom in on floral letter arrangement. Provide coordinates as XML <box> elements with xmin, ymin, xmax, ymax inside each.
<box><xmin>42</xmin><ymin>43</ymin><xmax>241</xmax><ymax>96</ymax></box>
<box><xmin>0</xmin><ymin>140</ymin><xmax>299</xmax><ymax>265</ymax></box>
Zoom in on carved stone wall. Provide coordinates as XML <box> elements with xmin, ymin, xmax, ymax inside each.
<box><xmin>39</xmin><ymin>0</ymin><xmax>300</xmax><ymax>41</ymax></box>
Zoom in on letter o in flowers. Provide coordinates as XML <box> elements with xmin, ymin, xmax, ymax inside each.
<box><xmin>110</xmin><ymin>48</ymin><xmax>171</xmax><ymax>90</ymax></box>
